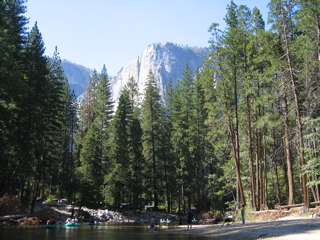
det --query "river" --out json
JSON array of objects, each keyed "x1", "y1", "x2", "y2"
[{"x1": 0, "y1": 223, "x2": 213, "y2": 240}]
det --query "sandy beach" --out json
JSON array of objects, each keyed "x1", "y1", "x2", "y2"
[{"x1": 166, "y1": 216, "x2": 320, "y2": 239}]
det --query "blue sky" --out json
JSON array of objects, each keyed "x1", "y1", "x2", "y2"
[{"x1": 25, "y1": 0, "x2": 270, "y2": 76}]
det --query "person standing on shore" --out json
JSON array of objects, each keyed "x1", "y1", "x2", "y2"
[
  {"x1": 241, "y1": 205, "x2": 245, "y2": 224},
  {"x1": 187, "y1": 210, "x2": 194, "y2": 230},
  {"x1": 150, "y1": 216, "x2": 155, "y2": 232}
]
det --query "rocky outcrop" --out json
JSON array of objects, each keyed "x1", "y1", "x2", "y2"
[{"x1": 110, "y1": 42, "x2": 209, "y2": 104}]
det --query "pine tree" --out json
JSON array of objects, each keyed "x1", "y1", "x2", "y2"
[
  {"x1": 124, "y1": 77, "x2": 144, "y2": 208},
  {"x1": 268, "y1": 0, "x2": 309, "y2": 208},
  {"x1": 193, "y1": 69, "x2": 213, "y2": 211},
  {"x1": 163, "y1": 78, "x2": 176, "y2": 212},
  {"x1": 46, "y1": 47, "x2": 75, "y2": 199},
  {"x1": 78, "y1": 66, "x2": 113, "y2": 206},
  {"x1": 295, "y1": 0, "x2": 320, "y2": 202},
  {"x1": 106, "y1": 89, "x2": 131, "y2": 207},
  {"x1": 78, "y1": 70, "x2": 99, "y2": 135},
  {"x1": 212, "y1": 1, "x2": 246, "y2": 207},
  {"x1": 18, "y1": 22, "x2": 53, "y2": 212},
  {"x1": 0, "y1": 0, "x2": 28, "y2": 197},
  {"x1": 170, "y1": 65, "x2": 197, "y2": 212},
  {"x1": 141, "y1": 70, "x2": 163, "y2": 209}
]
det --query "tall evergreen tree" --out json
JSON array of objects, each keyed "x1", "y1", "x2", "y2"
[
  {"x1": 106, "y1": 89, "x2": 131, "y2": 207},
  {"x1": 163, "y1": 78, "x2": 177, "y2": 212},
  {"x1": 170, "y1": 65, "x2": 197, "y2": 212},
  {"x1": 193, "y1": 69, "x2": 213, "y2": 211},
  {"x1": 78, "y1": 66, "x2": 113, "y2": 207},
  {"x1": 141, "y1": 70, "x2": 163, "y2": 209},
  {"x1": 295, "y1": 0, "x2": 320, "y2": 202},
  {"x1": 268, "y1": 0, "x2": 309, "y2": 208},
  {"x1": 19, "y1": 22, "x2": 52, "y2": 213},
  {"x1": 46, "y1": 47, "x2": 75, "y2": 199},
  {"x1": 206, "y1": 1, "x2": 246, "y2": 207},
  {"x1": 0, "y1": 0, "x2": 28, "y2": 197},
  {"x1": 124, "y1": 77, "x2": 144, "y2": 208}
]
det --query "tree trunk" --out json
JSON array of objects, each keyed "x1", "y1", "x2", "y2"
[
  {"x1": 246, "y1": 95, "x2": 256, "y2": 210},
  {"x1": 256, "y1": 105, "x2": 264, "y2": 210},
  {"x1": 282, "y1": 23, "x2": 309, "y2": 208},
  {"x1": 255, "y1": 130, "x2": 260, "y2": 210},
  {"x1": 233, "y1": 58, "x2": 245, "y2": 206},
  {"x1": 271, "y1": 128, "x2": 281, "y2": 205},
  {"x1": 274, "y1": 152, "x2": 281, "y2": 205},
  {"x1": 283, "y1": 93, "x2": 295, "y2": 204},
  {"x1": 227, "y1": 115, "x2": 245, "y2": 206},
  {"x1": 263, "y1": 138, "x2": 268, "y2": 207}
]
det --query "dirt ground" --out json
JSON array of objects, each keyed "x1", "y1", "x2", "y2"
[{"x1": 167, "y1": 216, "x2": 320, "y2": 240}]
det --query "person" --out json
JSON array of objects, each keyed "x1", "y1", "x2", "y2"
[
  {"x1": 187, "y1": 210, "x2": 194, "y2": 230},
  {"x1": 222, "y1": 213, "x2": 235, "y2": 226},
  {"x1": 150, "y1": 216, "x2": 155, "y2": 232},
  {"x1": 49, "y1": 216, "x2": 56, "y2": 225},
  {"x1": 241, "y1": 205, "x2": 245, "y2": 224}
]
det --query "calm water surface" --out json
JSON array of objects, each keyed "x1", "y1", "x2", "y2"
[{"x1": 0, "y1": 223, "x2": 213, "y2": 240}]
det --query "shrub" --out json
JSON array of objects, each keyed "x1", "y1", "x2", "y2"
[{"x1": 0, "y1": 196, "x2": 21, "y2": 215}]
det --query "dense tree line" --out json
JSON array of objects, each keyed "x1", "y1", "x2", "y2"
[
  {"x1": 1, "y1": 0, "x2": 320, "y2": 214},
  {"x1": 0, "y1": 0, "x2": 77, "y2": 212}
]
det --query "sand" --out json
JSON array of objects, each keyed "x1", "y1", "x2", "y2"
[{"x1": 166, "y1": 216, "x2": 320, "y2": 239}]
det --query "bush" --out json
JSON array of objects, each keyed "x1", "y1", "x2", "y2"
[
  {"x1": 0, "y1": 196, "x2": 22, "y2": 215},
  {"x1": 45, "y1": 194, "x2": 57, "y2": 204}
]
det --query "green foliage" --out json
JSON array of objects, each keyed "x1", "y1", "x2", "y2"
[
  {"x1": 302, "y1": 117, "x2": 320, "y2": 187},
  {"x1": 45, "y1": 194, "x2": 58, "y2": 203},
  {"x1": 141, "y1": 70, "x2": 164, "y2": 209}
]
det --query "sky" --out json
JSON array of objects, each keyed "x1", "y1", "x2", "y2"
[{"x1": 25, "y1": 0, "x2": 270, "y2": 76}]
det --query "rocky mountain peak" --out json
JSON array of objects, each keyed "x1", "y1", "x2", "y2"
[{"x1": 110, "y1": 42, "x2": 209, "y2": 104}]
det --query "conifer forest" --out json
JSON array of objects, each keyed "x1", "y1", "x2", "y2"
[{"x1": 1, "y1": 0, "x2": 320, "y2": 214}]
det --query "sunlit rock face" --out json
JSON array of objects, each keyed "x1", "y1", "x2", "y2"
[
  {"x1": 110, "y1": 42, "x2": 209, "y2": 104},
  {"x1": 61, "y1": 43, "x2": 209, "y2": 106}
]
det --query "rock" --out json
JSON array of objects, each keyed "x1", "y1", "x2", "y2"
[
  {"x1": 111, "y1": 42, "x2": 209, "y2": 107},
  {"x1": 20, "y1": 217, "x2": 41, "y2": 225}
]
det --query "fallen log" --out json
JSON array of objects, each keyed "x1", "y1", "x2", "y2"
[
  {"x1": 310, "y1": 201, "x2": 320, "y2": 207},
  {"x1": 8, "y1": 219, "x2": 20, "y2": 225},
  {"x1": 251, "y1": 210, "x2": 279, "y2": 214},
  {"x1": 275, "y1": 204, "x2": 303, "y2": 209},
  {"x1": 275, "y1": 201, "x2": 320, "y2": 210},
  {"x1": 0, "y1": 214, "x2": 33, "y2": 222}
]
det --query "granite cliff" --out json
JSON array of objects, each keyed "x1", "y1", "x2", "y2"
[
  {"x1": 110, "y1": 42, "x2": 209, "y2": 103},
  {"x1": 62, "y1": 43, "x2": 209, "y2": 102}
]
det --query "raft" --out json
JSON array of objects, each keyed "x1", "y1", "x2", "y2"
[
  {"x1": 160, "y1": 220, "x2": 171, "y2": 223},
  {"x1": 46, "y1": 224, "x2": 62, "y2": 229},
  {"x1": 65, "y1": 222, "x2": 81, "y2": 226},
  {"x1": 89, "y1": 222, "x2": 100, "y2": 225},
  {"x1": 134, "y1": 220, "x2": 148, "y2": 223}
]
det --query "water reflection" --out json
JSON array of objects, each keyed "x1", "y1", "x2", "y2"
[{"x1": 0, "y1": 223, "x2": 211, "y2": 240}]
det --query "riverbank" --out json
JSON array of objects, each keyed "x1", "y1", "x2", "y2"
[
  {"x1": 2, "y1": 203, "x2": 320, "y2": 240},
  {"x1": 167, "y1": 216, "x2": 320, "y2": 239},
  {"x1": 0, "y1": 204, "x2": 179, "y2": 225}
]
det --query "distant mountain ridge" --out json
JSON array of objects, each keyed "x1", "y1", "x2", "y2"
[
  {"x1": 62, "y1": 42, "x2": 209, "y2": 101},
  {"x1": 61, "y1": 60, "x2": 92, "y2": 97}
]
